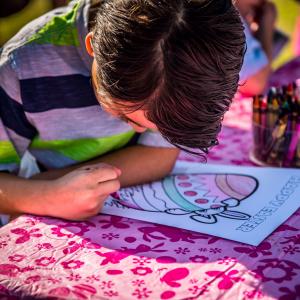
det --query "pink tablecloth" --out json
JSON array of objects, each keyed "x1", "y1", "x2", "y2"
[{"x1": 0, "y1": 98, "x2": 300, "y2": 300}]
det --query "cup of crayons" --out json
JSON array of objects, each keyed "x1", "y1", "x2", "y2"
[{"x1": 250, "y1": 80, "x2": 300, "y2": 168}]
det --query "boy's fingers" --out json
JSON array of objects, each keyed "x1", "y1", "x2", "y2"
[
  {"x1": 115, "y1": 168, "x2": 122, "y2": 177},
  {"x1": 85, "y1": 166, "x2": 119, "y2": 182},
  {"x1": 97, "y1": 168, "x2": 121, "y2": 182},
  {"x1": 82, "y1": 164, "x2": 121, "y2": 181},
  {"x1": 82, "y1": 162, "x2": 112, "y2": 170},
  {"x1": 97, "y1": 179, "x2": 121, "y2": 195},
  {"x1": 85, "y1": 201, "x2": 105, "y2": 216}
]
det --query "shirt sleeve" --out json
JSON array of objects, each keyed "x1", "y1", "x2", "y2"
[
  {"x1": 239, "y1": 20, "x2": 269, "y2": 82},
  {"x1": 0, "y1": 54, "x2": 37, "y2": 173},
  {"x1": 137, "y1": 130, "x2": 175, "y2": 148}
]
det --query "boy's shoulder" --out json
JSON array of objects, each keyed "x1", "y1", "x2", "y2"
[{"x1": 1, "y1": 0, "x2": 91, "y2": 74}]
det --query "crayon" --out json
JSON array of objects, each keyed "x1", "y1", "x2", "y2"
[
  {"x1": 279, "y1": 114, "x2": 292, "y2": 167},
  {"x1": 295, "y1": 81, "x2": 300, "y2": 105},
  {"x1": 279, "y1": 98, "x2": 290, "y2": 118},
  {"x1": 253, "y1": 95, "x2": 261, "y2": 157},
  {"x1": 253, "y1": 95, "x2": 260, "y2": 124},
  {"x1": 258, "y1": 95, "x2": 267, "y2": 146},
  {"x1": 267, "y1": 92, "x2": 273, "y2": 128},
  {"x1": 260, "y1": 96, "x2": 267, "y2": 129},
  {"x1": 294, "y1": 114, "x2": 300, "y2": 168},
  {"x1": 253, "y1": 81, "x2": 300, "y2": 168},
  {"x1": 295, "y1": 86, "x2": 300, "y2": 113},
  {"x1": 285, "y1": 116, "x2": 300, "y2": 166},
  {"x1": 265, "y1": 91, "x2": 274, "y2": 154},
  {"x1": 270, "y1": 97, "x2": 279, "y2": 128},
  {"x1": 259, "y1": 96, "x2": 267, "y2": 158},
  {"x1": 264, "y1": 97, "x2": 280, "y2": 155},
  {"x1": 266, "y1": 115, "x2": 288, "y2": 165}
]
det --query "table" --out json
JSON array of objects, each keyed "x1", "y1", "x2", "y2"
[{"x1": 0, "y1": 98, "x2": 299, "y2": 300}]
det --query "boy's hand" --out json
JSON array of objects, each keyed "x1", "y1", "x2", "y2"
[{"x1": 44, "y1": 163, "x2": 121, "y2": 220}]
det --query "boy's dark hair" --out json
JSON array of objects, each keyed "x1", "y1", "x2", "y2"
[{"x1": 92, "y1": 0, "x2": 245, "y2": 154}]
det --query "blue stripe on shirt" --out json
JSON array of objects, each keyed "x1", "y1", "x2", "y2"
[
  {"x1": 20, "y1": 74, "x2": 99, "y2": 112},
  {"x1": 0, "y1": 87, "x2": 37, "y2": 139}
]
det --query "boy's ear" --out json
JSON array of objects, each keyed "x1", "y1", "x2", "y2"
[{"x1": 85, "y1": 32, "x2": 94, "y2": 57}]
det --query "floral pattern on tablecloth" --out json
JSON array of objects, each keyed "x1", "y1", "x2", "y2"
[{"x1": 0, "y1": 97, "x2": 300, "y2": 300}]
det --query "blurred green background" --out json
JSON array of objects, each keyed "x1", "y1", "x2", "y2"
[{"x1": 0, "y1": 0, "x2": 67, "y2": 45}]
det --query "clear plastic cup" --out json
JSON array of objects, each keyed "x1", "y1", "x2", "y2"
[{"x1": 250, "y1": 122, "x2": 300, "y2": 168}]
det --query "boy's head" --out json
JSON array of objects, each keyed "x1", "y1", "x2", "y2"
[{"x1": 86, "y1": 0, "x2": 245, "y2": 153}]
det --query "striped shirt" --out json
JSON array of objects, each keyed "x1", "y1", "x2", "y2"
[{"x1": 0, "y1": 0, "x2": 171, "y2": 174}]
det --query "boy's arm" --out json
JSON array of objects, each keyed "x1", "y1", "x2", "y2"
[
  {"x1": 0, "y1": 164, "x2": 121, "y2": 220},
  {"x1": 0, "y1": 146, "x2": 178, "y2": 220},
  {"x1": 32, "y1": 145, "x2": 180, "y2": 187}
]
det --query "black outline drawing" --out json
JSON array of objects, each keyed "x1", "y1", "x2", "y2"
[{"x1": 109, "y1": 173, "x2": 259, "y2": 224}]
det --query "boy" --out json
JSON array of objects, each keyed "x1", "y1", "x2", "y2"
[{"x1": 0, "y1": 0, "x2": 245, "y2": 221}]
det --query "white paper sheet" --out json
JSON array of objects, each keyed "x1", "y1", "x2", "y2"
[{"x1": 102, "y1": 161, "x2": 300, "y2": 246}]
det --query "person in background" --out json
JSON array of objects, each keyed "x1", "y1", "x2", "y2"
[{"x1": 236, "y1": 0, "x2": 278, "y2": 96}]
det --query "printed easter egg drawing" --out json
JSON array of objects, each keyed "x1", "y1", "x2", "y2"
[{"x1": 110, "y1": 173, "x2": 258, "y2": 224}]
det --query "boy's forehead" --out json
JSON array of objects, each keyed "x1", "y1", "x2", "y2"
[{"x1": 90, "y1": 65, "x2": 158, "y2": 130}]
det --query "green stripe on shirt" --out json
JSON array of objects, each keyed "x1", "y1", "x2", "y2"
[
  {"x1": 28, "y1": 2, "x2": 80, "y2": 46},
  {"x1": 0, "y1": 141, "x2": 21, "y2": 164},
  {"x1": 30, "y1": 131, "x2": 135, "y2": 162}
]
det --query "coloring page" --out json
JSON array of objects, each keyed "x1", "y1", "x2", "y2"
[{"x1": 102, "y1": 162, "x2": 300, "y2": 245}]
